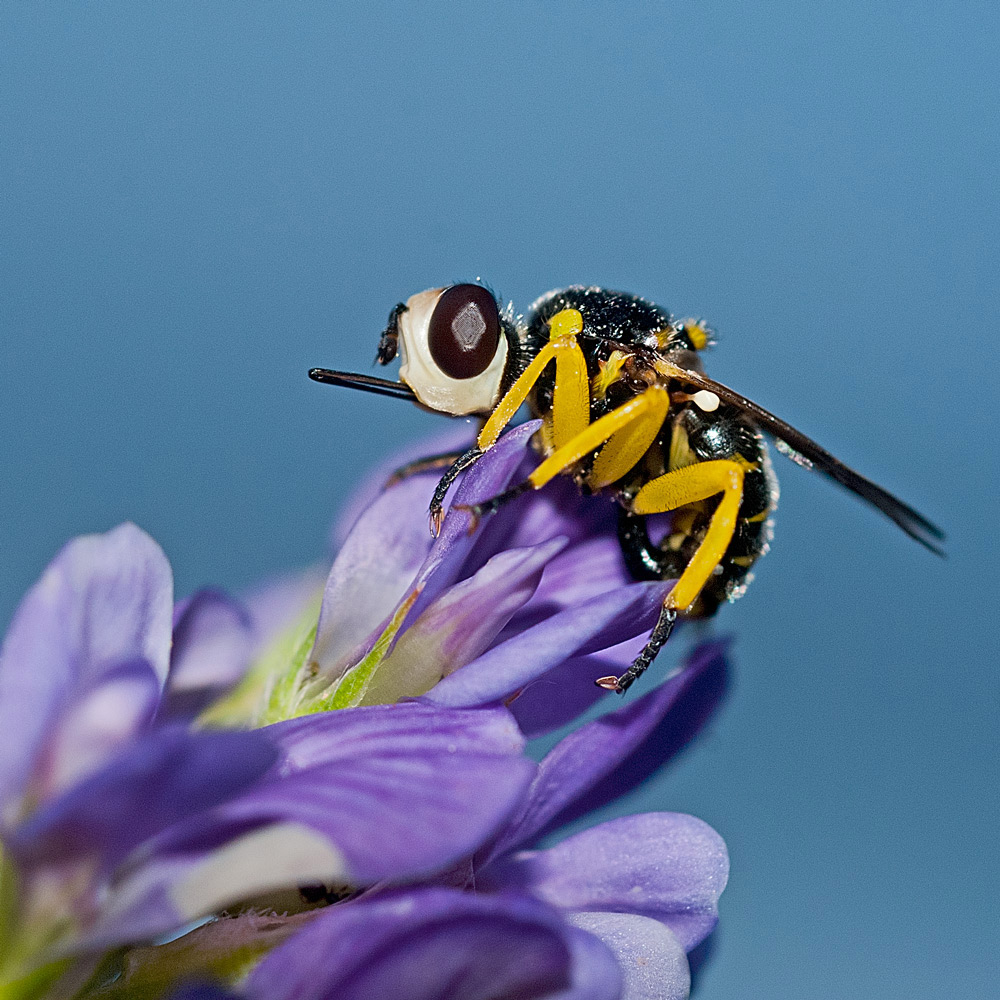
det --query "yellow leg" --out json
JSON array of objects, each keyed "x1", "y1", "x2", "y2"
[
  {"x1": 632, "y1": 459, "x2": 745, "y2": 612},
  {"x1": 528, "y1": 385, "x2": 670, "y2": 489},
  {"x1": 587, "y1": 386, "x2": 670, "y2": 489},
  {"x1": 477, "y1": 309, "x2": 589, "y2": 451}
]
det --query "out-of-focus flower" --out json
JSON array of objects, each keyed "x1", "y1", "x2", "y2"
[{"x1": 0, "y1": 526, "x2": 534, "y2": 995}]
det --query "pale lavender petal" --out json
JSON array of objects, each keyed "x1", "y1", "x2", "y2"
[
  {"x1": 495, "y1": 641, "x2": 728, "y2": 852},
  {"x1": 0, "y1": 523, "x2": 173, "y2": 821},
  {"x1": 571, "y1": 912, "x2": 690, "y2": 1000},
  {"x1": 484, "y1": 813, "x2": 728, "y2": 953},
  {"x1": 248, "y1": 889, "x2": 621, "y2": 1000},
  {"x1": 163, "y1": 590, "x2": 254, "y2": 720},
  {"x1": 141, "y1": 704, "x2": 534, "y2": 885},
  {"x1": 41, "y1": 659, "x2": 161, "y2": 797},
  {"x1": 9, "y1": 726, "x2": 278, "y2": 872},
  {"x1": 310, "y1": 474, "x2": 438, "y2": 682},
  {"x1": 364, "y1": 538, "x2": 567, "y2": 704},
  {"x1": 241, "y1": 567, "x2": 326, "y2": 644},
  {"x1": 422, "y1": 581, "x2": 671, "y2": 709}
]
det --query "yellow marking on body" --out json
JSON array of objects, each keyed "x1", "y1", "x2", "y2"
[
  {"x1": 683, "y1": 319, "x2": 710, "y2": 351},
  {"x1": 732, "y1": 453, "x2": 759, "y2": 473},
  {"x1": 746, "y1": 508, "x2": 769, "y2": 523},
  {"x1": 668, "y1": 422, "x2": 697, "y2": 471},
  {"x1": 731, "y1": 555, "x2": 755, "y2": 567},
  {"x1": 528, "y1": 386, "x2": 669, "y2": 490},
  {"x1": 477, "y1": 307, "x2": 588, "y2": 451},
  {"x1": 632, "y1": 459, "x2": 745, "y2": 612},
  {"x1": 591, "y1": 350, "x2": 629, "y2": 399}
]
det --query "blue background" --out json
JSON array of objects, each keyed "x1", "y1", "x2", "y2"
[{"x1": 2, "y1": 4, "x2": 996, "y2": 996}]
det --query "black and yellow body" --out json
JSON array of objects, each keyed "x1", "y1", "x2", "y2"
[
  {"x1": 522, "y1": 287, "x2": 776, "y2": 621},
  {"x1": 309, "y1": 282, "x2": 944, "y2": 693}
]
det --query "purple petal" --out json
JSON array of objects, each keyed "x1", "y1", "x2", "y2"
[
  {"x1": 421, "y1": 581, "x2": 671, "y2": 709},
  {"x1": 248, "y1": 889, "x2": 621, "y2": 1000},
  {"x1": 458, "y1": 473, "x2": 614, "y2": 578},
  {"x1": 311, "y1": 422, "x2": 539, "y2": 688},
  {"x1": 9, "y1": 726, "x2": 278, "y2": 873},
  {"x1": 508, "y1": 635, "x2": 647, "y2": 737},
  {"x1": 398, "y1": 421, "x2": 541, "y2": 625},
  {"x1": 498, "y1": 536, "x2": 633, "y2": 641},
  {"x1": 571, "y1": 912, "x2": 690, "y2": 1000},
  {"x1": 0, "y1": 523, "x2": 173, "y2": 820},
  {"x1": 364, "y1": 537, "x2": 566, "y2": 704},
  {"x1": 495, "y1": 641, "x2": 728, "y2": 852},
  {"x1": 140, "y1": 704, "x2": 535, "y2": 886},
  {"x1": 484, "y1": 813, "x2": 728, "y2": 953},
  {"x1": 163, "y1": 589, "x2": 254, "y2": 720}
]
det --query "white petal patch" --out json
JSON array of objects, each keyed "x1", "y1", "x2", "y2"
[
  {"x1": 171, "y1": 822, "x2": 347, "y2": 920},
  {"x1": 571, "y1": 911, "x2": 690, "y2": 1000}
]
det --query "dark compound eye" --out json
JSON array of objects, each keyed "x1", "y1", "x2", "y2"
[{"x1": 427, "y1": 284, "x2": 501, "y2": 379}]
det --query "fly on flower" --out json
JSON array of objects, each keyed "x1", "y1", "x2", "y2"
[{"x1": 310, "y1": 283, "x2": 945, "y2": 693}]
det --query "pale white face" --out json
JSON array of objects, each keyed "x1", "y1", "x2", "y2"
[{"x1": 397, "y1": 285, "x2": 509, "y2": 416}]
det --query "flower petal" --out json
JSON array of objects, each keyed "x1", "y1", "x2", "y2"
[
  {"x1": 571, "y1": 912, "x2": 690, "y2": 1000},
  {"x1": 0, "y1": 523, "x2": 173, "y2": 821},
  {"x1": 163, "y1": 589, "x2": 254, "y2": 720},
  {"x1": 131, "y1": 704, "x2": 534, "y2": 894},
  {"x1": 310, "y1": 474, "x2": 439, "y2": 683},
  {"x1": 9, "y1": 726, "x2": 278, "y2": 872},
  {"x1": 399, "y1": 421, "x2": 542, "y2": 624},
  {"x1": 422, "y1": 581, "x2": 671, "y2": 709},
  {"x1": 311, "y1": 422, "x2": 539, "y2": 689},
  {"x1": 364, "y1": 537, "x2": 567, "y2": 704},
  {"x1": 508, "y1": 634, "x2": 648, "y2": 738},
  {"x1": 248, "y1": 889, "x2": 621, "y2": 1000},
  {"x1": 486, "y1": 813, "x2": 728, "y2": 953},
  {"x1": 42, "y1": 659, "x2": 161, "y2": 796},
  {"x1": 495, "y1": 641, "x2": 728, "y2": 851}
]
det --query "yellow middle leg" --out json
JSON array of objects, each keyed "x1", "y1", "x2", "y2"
[
  {"x1": 632, "y1": 459, "x2": 745, "y2": 612},
  {"x1": 528, "y1": 385, "x2": 671, "y2": 489}
]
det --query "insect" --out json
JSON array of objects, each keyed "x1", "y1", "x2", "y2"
[{"x1": 310, "y1": 283, "x2": 944, "y2": 693}]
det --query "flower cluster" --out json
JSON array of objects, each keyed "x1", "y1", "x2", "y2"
[{"x1": 0, "y1": 423, "x2": 730, "y2": 1000}]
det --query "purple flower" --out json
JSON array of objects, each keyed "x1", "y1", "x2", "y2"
[
  {"x1": 0, "y1": 526, "x2": 534, "y2": 990},
  {"x1": 1, "y1": 428, "x2": 731, "y2": 1000},
  {"x1": 202, "y1": 642, "x2": 729, "y2": 1000},
  {"x1": 267, "y1": 421, "x2": 673, "y2": 730}
]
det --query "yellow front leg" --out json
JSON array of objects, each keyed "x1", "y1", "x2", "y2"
[
  {"x1": 632, "y1": 459, "x2": 745, "y2": 612},
  {"x1": 477, "y1": 308, "x2": 589, "y2": 451}
]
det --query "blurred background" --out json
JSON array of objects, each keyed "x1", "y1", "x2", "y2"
[{"x1": 2, "y1": 3, "x2": 996, "y2": 996}]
